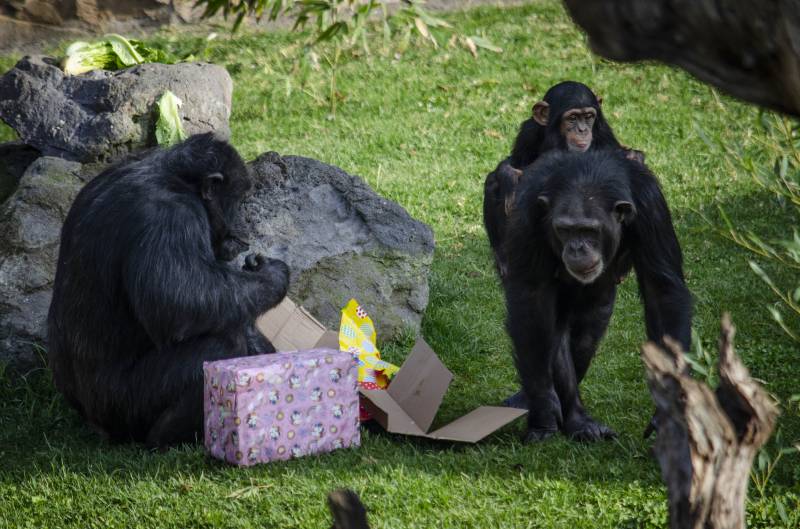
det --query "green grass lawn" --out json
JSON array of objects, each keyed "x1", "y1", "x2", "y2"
[{"x1": 1, "y1": 1, "x2": 799, "y2": 527}]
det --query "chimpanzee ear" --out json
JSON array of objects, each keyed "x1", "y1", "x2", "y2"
[
  {"x1": 596, "y1": 94, "x2": 603, "y2": 106},
  {"x1": 532, "y1": 101, "x2": 550, "y2": 126},
  {"x1": 613, "y1": 200, "x2": 635, "y2": 224},
  {"x1": 201, "y1": 172, "x2": 224, "y2": 201},
  {"x1": 537, "y1": 195, "x2": 550, "y2": 210}
]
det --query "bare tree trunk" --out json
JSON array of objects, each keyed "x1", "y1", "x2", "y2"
[{"x1": 641, "y1": 314, "x2": 778, "y2": 529}]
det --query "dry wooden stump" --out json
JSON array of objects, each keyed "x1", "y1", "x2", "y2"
[{"x1": 641, "y1": 314, "x2": 779, "y2": 529}]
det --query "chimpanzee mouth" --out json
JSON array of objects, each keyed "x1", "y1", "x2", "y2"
[
  {"x1": 566, "y1": 138, "x2": 591, "y2": 152},
  {"x1": 571, "y1": 142, "x2": 590, "y2": 152},
  {"x1": 567, "y1": 261, "x2": 603, "y2": 284}
]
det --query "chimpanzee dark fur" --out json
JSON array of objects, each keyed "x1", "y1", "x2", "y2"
[
  {"x1": 509, "y1": 81, "x2": 621, "y2": 168},
  {"x1": 484, "y1": 81, "x2": 634, "y2": 279},
  {"x1": 47, "y1": 133, "x2": 289, "y2": 448},
  {"x1": 503, "y1": 149, "x2": 691, "y2": 442}
]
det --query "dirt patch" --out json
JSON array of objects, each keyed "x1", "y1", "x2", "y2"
[{"x1": 0, "y1": 0, "x2": 528, "y2": 55}]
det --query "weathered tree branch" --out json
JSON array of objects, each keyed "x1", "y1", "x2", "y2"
[
  {"x1": 641, "y1": 314, "x2": 778, "y2": 529},
  {"x1": 328, "y1": 489, "x2": 371, "y2": 529},
  {"x1": 562, "y1": 0, "x2": 800, "y2": 117}
]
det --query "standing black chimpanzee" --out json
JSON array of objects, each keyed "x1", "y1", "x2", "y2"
[
  {"x1": 483, "y1": 81, "x2": 644, "y2": 280},
  {"x1": 47, "y1": 133, "x2": 289, "y2": 448},
  {"x1": 503, "y1": 149, "x2": 691, "y2": 442}
]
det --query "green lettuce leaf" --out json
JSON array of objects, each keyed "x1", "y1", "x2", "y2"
[
  {"x1": 61, "y1": 35, "x2": 173, "y2": 75},
  {"x1": 105, "y1": 34, "x2": 145, "y2": 67},
  {"x1": 155, "y1": 90, "x2": 188, "y2": 146},
  {"x1": 61, "y1": 41, "x2": 117, "y2": 75}
]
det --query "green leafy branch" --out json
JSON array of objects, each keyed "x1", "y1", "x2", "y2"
[
  {"x1": 193, "y1": 0, "x2": 502, "y2": 56},
  {"x1": 697, "y1": 114, "x2": 800, "y2": 341}
]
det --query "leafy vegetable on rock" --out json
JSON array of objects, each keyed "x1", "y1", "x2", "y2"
[
  {"x1": 61, "y1": 34, "x2": 173, "y2": 75},
  {"x1": 155, "y1": 91, "x2": 188, "y2": 147}
]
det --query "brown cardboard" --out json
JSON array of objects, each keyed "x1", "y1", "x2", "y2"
[
  {"x1": 256, "y1": 297, "x2": 332, "y2": 351},
  {"x1": 385, "y1": 339, "x2": 452, "y2": 432},
  {"x1": 360, "y1": 338, "x2": 527, "y2": 443},
  {"x1": 423, "y1": 407, "x2": 530, "y2": 443},
  {"x1": 257, "y1": 298, "x2": 527, "y2": 443}
]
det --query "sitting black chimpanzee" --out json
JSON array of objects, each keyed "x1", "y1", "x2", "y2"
[
  {"x1": 47, "y1": 133, "x2": 289, "y2": 448},
  {"x1": 484, "y1": 81, "x2": 644, "y2": 280},
  {"x1": 502, "y1": 149, "x2": 691, "y2": 442}
]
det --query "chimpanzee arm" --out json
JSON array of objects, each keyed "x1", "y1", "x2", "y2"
[
  {"x1": 628, "y1": 168, "x2": 692, "y2": 351},
  {"x1": 504, "y1": 192, "x2": 564, "y2": 437},
  {"x1": 123, "y1": 201, "x2": 287, "y2": 347},
  {"x1": 483, "y1": 166, "x2": 505, "y2": 255},
  {"x1": 484, "y1": 159, "x2": 523, "y2": 277}
]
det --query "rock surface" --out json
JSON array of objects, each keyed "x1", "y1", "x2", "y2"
[
  {"x1": 0, "y1": 55, "x2": 232, "y2": 162},
  {"x1": 243, "y1": 154, "x2": 435, "y2": 339},
  {"x1": 0, "y1": 156, "x2": 87, "y2": 368},
  {"x1": 0, "y1": 148, "x2": 434, "y2": 367},
  {"x1": 0, "y1": 142, "x2": 40, "y2": 204}
]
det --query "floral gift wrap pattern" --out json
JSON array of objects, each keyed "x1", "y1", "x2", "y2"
[{"x1": 203, "y1": 349, "x2": 360, "y2": 466}]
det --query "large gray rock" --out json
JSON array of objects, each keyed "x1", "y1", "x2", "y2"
[
  {"x1": 0, "y1": 149, "x2": 434, "y2": 368},
  {"x1": 0, "y1": 156, "x2": 86, "y2": 368},
  {"x1": 0, "y1": 142, "x2": 40, "y2": 204},
  {"x1": 243, "y1": 154, "x2": 435, "y2": 339},
  {"x1": 0, "y1": 55, "x2": 232, "y2": 162}
]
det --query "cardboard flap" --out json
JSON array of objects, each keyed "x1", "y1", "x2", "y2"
[
  {"x1": 314, "y1": 330, "x2": 341, "y2": 350},
  {"x1": 256, "y1": 298, "x2": 327, "y2": 352},
  {"x1": 359, "y1": 389, "x2": 427, "y2": 437},
  {"x1": 428, "y1": 406, "x2": 527, "y2": 443},
  {"x1": 386, "y1": 338, "x2": 453, "y2": 433}
]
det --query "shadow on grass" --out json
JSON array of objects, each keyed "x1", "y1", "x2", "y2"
[{"x1": 0, "y1": 187, "x2": 797, "y2": 490}]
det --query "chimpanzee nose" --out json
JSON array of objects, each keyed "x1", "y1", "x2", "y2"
[{"x1": 568, "y1": 241, "x2": 588, "y2": 255}]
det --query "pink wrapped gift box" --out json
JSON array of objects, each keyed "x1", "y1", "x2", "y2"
[{"x1": 203, "y1": 349, "x2": 360, "y2": 466}]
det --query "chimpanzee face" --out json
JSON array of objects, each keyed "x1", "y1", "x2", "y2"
[
  {"x1": 542, "y1": 191, "x2": 632, "y2": 284},
  {"x1": 559, "y1": 107, "x2": 597, "y2": 153},
  {"x1": 203, "y1": 162, "x2": 253, "y2": 262}
]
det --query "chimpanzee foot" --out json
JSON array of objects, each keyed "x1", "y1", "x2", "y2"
[
  {"x1": 502, "y1": 389, "x2": 529, "y2": 409},
  {"x1": 522, "y1": 388, "x2": 561, "y2": 443},
  {"x1": 145, "y1": 388, "x2": 203, "y2": 449},
  {"x1": 563, "y1": 414, "x2": 616, "y2": 442},
  {"x1": 523, "y1": 427, "x2": 558, "y2": 443}
]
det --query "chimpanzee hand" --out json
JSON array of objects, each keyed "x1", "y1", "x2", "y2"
[
  {"x1": 622, "y1": 146, "x2": 646, "y2": 164},
  {"x1": 243, "y1": 253, "x2": 290, "y2": 300},
  {"x1": 244, "y1": 253, "x2": 286, "y2": 274},
  {"x1": 217, "y1": 235, "x2": 249, "y2": 262},
  {"x1": 643, "y1": 410, "x2": 659, "y2": 439},
  {"x1": 245, "y1": 323, "x2": 276, "y2": 355}
]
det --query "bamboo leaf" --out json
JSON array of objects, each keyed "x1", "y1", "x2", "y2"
[
  {"x1": 749, "y1": 261, "x2": 777, "y2": 290},
  {"x1": 232, "y1": 11, "x2": 246, "y2": 32},
  {"x1": 463, "y1": 36, "x2": 478, "y2": 58},
  {"x1": 414, "y1": 17, "x2": 431, "y2": 40},
  {"x1": 469, "y1": 35, "x2": 502, "y2": 53}
]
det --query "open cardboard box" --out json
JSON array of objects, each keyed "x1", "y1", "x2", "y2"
[
  {"x1": 256, "y1": 297, "x2": 339, "y2": 351},
  {"x1": 257, "y1": 298, "x2": 527, "y2": 443}
]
